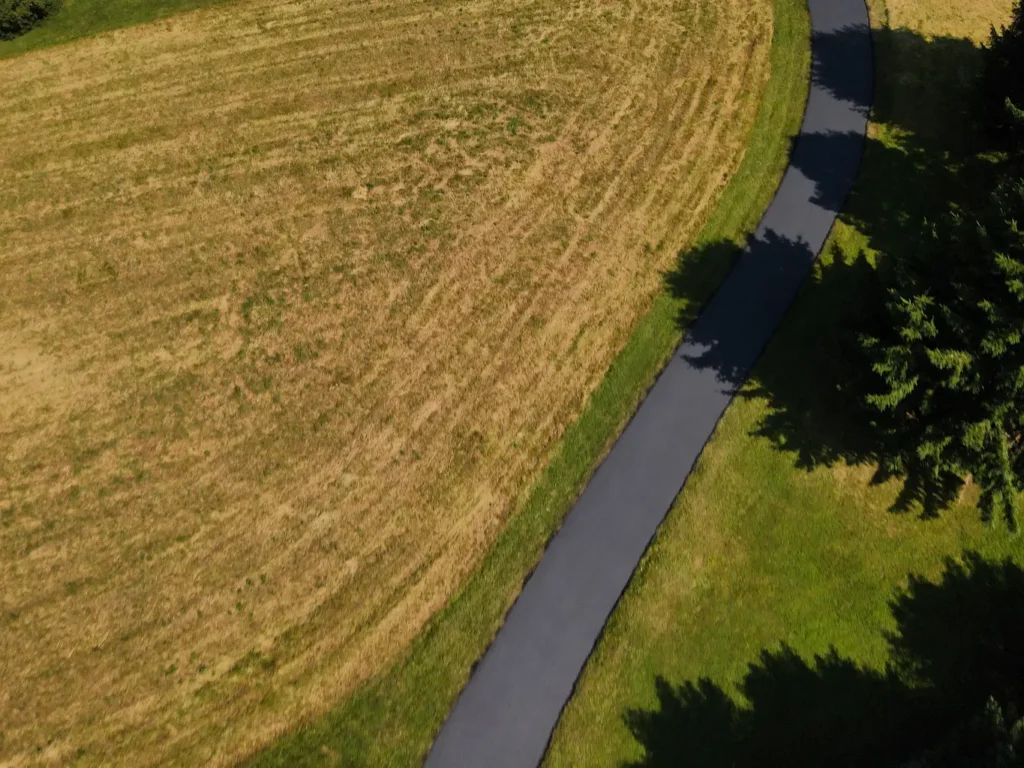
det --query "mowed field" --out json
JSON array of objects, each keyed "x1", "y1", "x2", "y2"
[{"x1": 0, "y1": 0, "x2": 774, "y2": 762}]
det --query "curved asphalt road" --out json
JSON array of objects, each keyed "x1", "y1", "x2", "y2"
[{"x1": 426, "y1": 1, "x2": 873, "y2": 766}]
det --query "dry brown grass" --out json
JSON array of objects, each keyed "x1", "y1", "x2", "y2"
[
  {"x1": 0, "y1": 0, "x2": 774, "y2": 762},
  {"x1": 882, "y1": 0, "x2": 1011, "y2": 42}
]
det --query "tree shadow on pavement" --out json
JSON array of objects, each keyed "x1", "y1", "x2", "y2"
[
  {"x1": 663, "y1": 24, "x2": 999, "y2": 518},
  {"x1": 671, "y1": 230, "x2": 819, "y2": 393},
  {"x1": 622, "y1": 554, "x2": 1024, "y2": 768}
]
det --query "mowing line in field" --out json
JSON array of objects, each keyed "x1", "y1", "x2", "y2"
[{"x1": 1, "y1": 0, "x2": 780, "y2": 763}]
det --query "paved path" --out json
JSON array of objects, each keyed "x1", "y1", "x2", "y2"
[{"x1": 425, "y1": 1, "x2": 873, "y2": 766}]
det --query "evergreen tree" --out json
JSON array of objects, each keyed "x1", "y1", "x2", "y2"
[
  {"x1": 982, "y1": 0, "x2": 1024, "y2": 145},
  {"x1": 861, "y1": 179, "x2": 1024, "y2": 529},
  {"x1": 908, "y1": 698, "x2": 1024, "y2": 768}
]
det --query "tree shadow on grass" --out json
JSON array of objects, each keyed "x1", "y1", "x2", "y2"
[
  {"x1": 889, "y1": 554, "x2": 1024, "y2": 712},
  {"x1": 814, "y1": 26, "x2": 985, "y2": 151},
  {"x1": 623, "y1": 554, "x2": 1024, "y2": 768},
  {"x1": 663, "y1": 24, "x2": 1001, "y2": 518}
]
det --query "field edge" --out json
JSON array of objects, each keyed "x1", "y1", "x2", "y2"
[
  {"x1": 248, "y1": 0, "x2": 812, "y2": 764},
  {"x1": 0, "y1": 0, "x2": 238, "y2": 58}
]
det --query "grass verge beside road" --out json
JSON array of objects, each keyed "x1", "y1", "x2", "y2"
[{"x1": 250, "y1": 0, "x2": 810, "y2": 763}]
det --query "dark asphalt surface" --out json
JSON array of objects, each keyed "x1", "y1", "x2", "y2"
[{"x1": 425, "y1": 2, "x2": 873, "y2": 766}]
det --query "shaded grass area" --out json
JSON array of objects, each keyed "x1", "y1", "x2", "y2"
[
  {"x1": 249, "y1": 0, "x2": 811, "y2": 764},
  {"x1": 623, "y1": 554, "x2": 1024, "y2": 767},
  {"x1": 0, "y1": 0, "x2": 235, "y2": 56},
  {"x1": 544, "y1": 379, "x2": 1021, "y2": 766},
  {"x1": 544, "y1": 2, "x2": 1024, "y2": 767}
]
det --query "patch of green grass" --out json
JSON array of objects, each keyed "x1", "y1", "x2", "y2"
[
  {"x1": 0, "y1": 0, "x2": 236, "y2": 56},
  {"x1": 249, "y1": 0, "x2": 811, "y2": 764},
  {"x1": 543, "y1": 4, "x2": 1024, "y2": 767},
  {"x1": 543, "y1": 349, "x2": 1022, "y2": 765}
]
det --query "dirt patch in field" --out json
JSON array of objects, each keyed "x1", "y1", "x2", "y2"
[{"x1": 0, "y1": 0, "x2": 774, "y2": 762}]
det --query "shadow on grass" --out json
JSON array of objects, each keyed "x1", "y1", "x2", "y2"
[
  {"x1": 663, "y1": 24, "x2": 1001, "y2": 518},
  {"x1": 623, "y1": 554, "x2": 1024, "y2": 768}
]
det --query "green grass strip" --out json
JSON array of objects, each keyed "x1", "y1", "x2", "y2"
[
  {"x1": 250, "y1": 0, "x2": 811, "y2": 764},
  {"x1": 0, "y1": 0, "x2": 236, "y2": 57}
]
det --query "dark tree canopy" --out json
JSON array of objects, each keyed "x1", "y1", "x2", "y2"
[
  {"x1": 910, "y1": 698, "x2": 1024, "y2": 768},
  {"x1": 861, "y1": 179, "x2": 1024, "y2": 528},
  {"x1": 982, "y1": 0, "x2": 1024, "y2": 145},
  {"x1": 857, "y1": 1, "x2": 1024, "y2": 529},
  {"x1": 0, "y1": 0, "x2": 61, "y2": 40}
]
